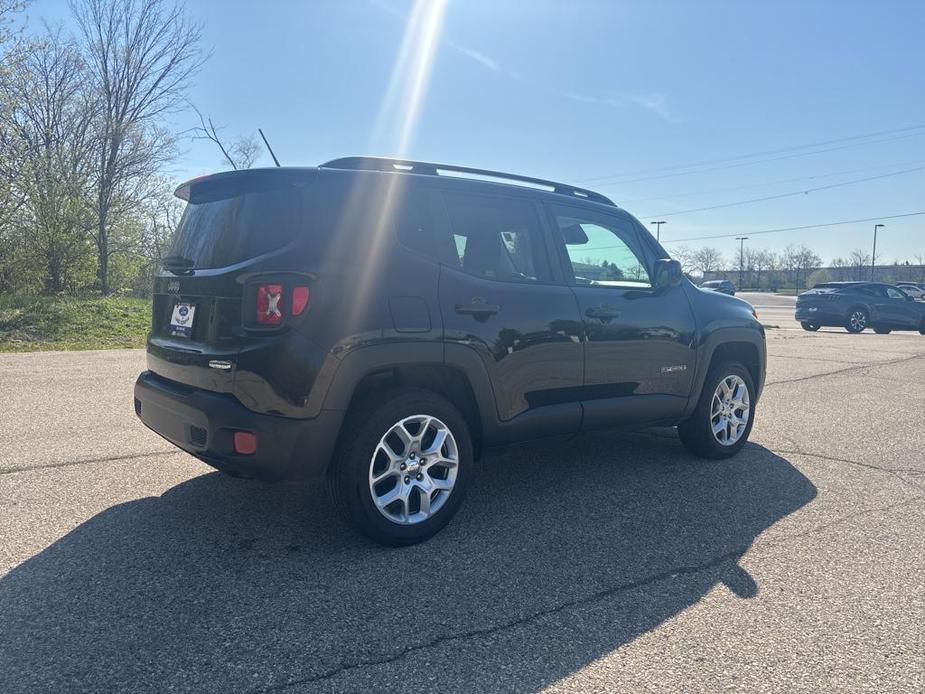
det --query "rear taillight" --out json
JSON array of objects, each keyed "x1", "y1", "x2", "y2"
[
  {"x1": 256, "y1": 283, "x2": 284, "y2": 325},
  {"x1": 248, "y1": 279, "x2": 310, "y2": 329},
  {"x1": 292, "y1": 286, "x2": 310, "y2": 316}
]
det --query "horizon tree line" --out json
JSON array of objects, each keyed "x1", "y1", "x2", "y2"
[{"x1": 674, "y1": 243, "x2": 925, "y2": 289}]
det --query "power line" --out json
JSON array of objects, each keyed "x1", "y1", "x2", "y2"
[
  {"x1": 619, "y1": 159, "x2": 925, "y2": 204},
  {"x1": 588, "y1": 131, "x2": 925, "y2": 187},
  {"x1": 660, "y1": 211, "x2": 925, "y2": 244},
  {"x1": 577, "y1": 123, "x2": 925, "y2": 183},
  {"x1": 639, "y1": 164, "x2": 925, "y2": 219}
]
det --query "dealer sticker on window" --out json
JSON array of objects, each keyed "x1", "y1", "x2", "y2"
[{"x1": 168, "y1": 302, "x2": 196, "y2": 338}]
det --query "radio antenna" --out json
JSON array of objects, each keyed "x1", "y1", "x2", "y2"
[{"x1": 258, "y1": 128, "x2": 281, "y2": 167}]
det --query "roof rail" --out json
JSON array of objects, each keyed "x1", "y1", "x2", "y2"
[{"x1": 319, "y1": 156, "x2": 616, "y2": 206}]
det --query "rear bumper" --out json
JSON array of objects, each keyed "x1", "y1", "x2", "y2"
[
  {"x1": 795, "y1": 307, "x2": 841, "y2": 323},
  {"x1": 133, "y1": 371, "x2": 342, "y2": 481}
]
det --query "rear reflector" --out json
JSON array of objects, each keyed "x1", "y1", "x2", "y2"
[
  {"x1": 233, "y1": 431, "x2": 257, "y2": 455},
  {"x1": 256, "y1": 283, "x2": 284, "y2": 325},
  {"x1": 190, "y1": 426, "x2": 207, "y2": 447},
  {"x1": 292, "y1": 286, "x2": 310, "y2": 316}
]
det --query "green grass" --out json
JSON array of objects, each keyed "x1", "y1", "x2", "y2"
[
  {"x1": 0, "y1": 466, "x2": 18, "y2": 475},
  {"x1": 0, "y1": 294, "x2": 151, "y2": 352}
]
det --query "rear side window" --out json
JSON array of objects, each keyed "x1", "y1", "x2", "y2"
[
  {"x1": 857, "y1": 285, "x2": 882, "y2": 297},
  {"x1": 170, "y1": 186, "x2": 303, "y2": 269},
  {"x1": 441, "y1": 192, "x2": 550, "y2": 282},
  {"x1": 394, "y1": 188, "x2": 437, "y2": 259}
]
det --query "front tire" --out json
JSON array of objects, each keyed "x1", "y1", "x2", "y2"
[
  {"x1": 845, "y1": 308, "x2": 869, "y2": 333},
  {"x1": 801, "y1": 321, "x2": 820, "y2": 331},
  {"x1": 329, "y1": 388, "x2": 473, "y2": 546},
  {"x1": 874, "y1": 327, "x2": 892, "y2": 334},
  {"x1": 678, "y1": 360, "x2": 755, "y2": 459}
]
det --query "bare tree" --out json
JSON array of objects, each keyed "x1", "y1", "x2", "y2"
[
  {"x1": 780, "y1": 244, "x2": 799, "y2": 287},
  {"x1": 71, "y1": 0, "x2": 205, "y2": 294},
  {"x1": 229, "y1": 133, "x2": 261, "y2": 169},
  {"x1": 692, "y1": 246, "x2": 723, "y2": 276},
  {"x1": 751, "y1": 249, "x2": 773, "y2": 290},
  {"x1": 131, "y1": 177, "x2": 181, "y2": 293},
  {"x1": 849, "y1": 249, "x2": 871, "y2": 281},
  {"x1": 191, "y1": 106, "x2": 262, "y2": 170},
  {"x1": 670, "y1": 244, "x2": 694, "y2": 273},
  {"x1": 0, "y1": 1, "x2": 29, "y2": 59},
  {"x1": 793, "y1": 245, "x2": 821, "y2": 290},
  {"x1": 829, "y1": 256, "x2": 850, "y2": 281}
]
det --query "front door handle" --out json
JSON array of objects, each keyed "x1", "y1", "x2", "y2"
[
  {"x1": 585, "y1": 305, "x2": 621, "y2": 320},
  {"x1": 455, "y1": 302, "x2": 500, "y2": 317}
]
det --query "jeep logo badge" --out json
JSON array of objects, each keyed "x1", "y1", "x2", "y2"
[{"x1": 167, "y1": 280, "x2": 180, "y2": 293}]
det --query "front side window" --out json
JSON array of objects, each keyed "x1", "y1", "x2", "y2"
[
  {"x1": 442, "y1": 192, "x2": 549, "y2": 282},
  {"x1": 552, "y1": 210, "x2": 651, "y2": 287},
  {"x1": 886, "y1": 286, "x2": 907, "y2": 299}
]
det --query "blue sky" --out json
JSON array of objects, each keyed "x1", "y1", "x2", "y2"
[{"x1": 31, "y1": 0, "x2": 925, "y2": 264}]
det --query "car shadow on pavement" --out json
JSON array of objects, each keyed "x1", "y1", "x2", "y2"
[{"x1": 0, "y1": 430, "x2": 816, "y2": 693}]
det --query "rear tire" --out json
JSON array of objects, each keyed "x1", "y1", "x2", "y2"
[
  {"x1": 329, "y1": 387, "x2": 473, "y2": 546},
  {"x1": 678, "y1": 360, "x2": 755, "y2": 459},
  {"x1": 845, "y1": 308, "x2": 869, "y2": 333},
  {"x1": 801, "y1": 322, "x2": 820, "y2": 332}
]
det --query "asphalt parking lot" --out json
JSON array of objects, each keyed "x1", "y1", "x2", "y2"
[{"x1": 1, "y1": 325, "x2": 924, "y2": 692}]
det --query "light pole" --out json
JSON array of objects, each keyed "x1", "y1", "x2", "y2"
[
  {"x1": 735, "y1": 236, "x2": 749, "y2": 289},
  {"x1": 650, "y1": 220, "x2": 665, "y2": 241},
  {"x1": 871, "y1": 224, "x2": 885, "y2": 281}
]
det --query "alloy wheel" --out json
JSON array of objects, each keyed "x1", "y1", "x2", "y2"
[
  {"x1": 849, "y1": 310, "x2": 867, "y2": 332},
  {"x1": 368, "y1": 414, "x2": 459, "y2": 525},
  {"x1": 710, "y1": 375, "x2": 750, "y2": 446}
]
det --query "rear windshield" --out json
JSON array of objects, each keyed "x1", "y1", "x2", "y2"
[{"x1": 168, "y1": 183, "x2": 304, "y2": 269}]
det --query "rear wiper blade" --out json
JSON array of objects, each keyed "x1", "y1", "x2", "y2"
[{"x1": 162, "y1": 255, "x2": 196, "y2": 274}]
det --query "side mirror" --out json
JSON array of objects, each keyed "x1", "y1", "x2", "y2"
[
  {"x1": 560, "y1": 223, "x2": 589, "y2": 245},
  {"x1": 654, "y1": 258, "x2": 683, "y2": 288}
]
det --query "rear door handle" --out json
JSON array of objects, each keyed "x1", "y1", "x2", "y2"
[
  {"x1": 585, "y1": 305, "x2": 621, "y2": 320},
  {"x1": 455, "y1": 302, "x2": 500, "y2": 317}
]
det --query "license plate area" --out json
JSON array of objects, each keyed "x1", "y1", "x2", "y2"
[{"x1": 168, "y1": 301, "x2": 196, "y2": 338}]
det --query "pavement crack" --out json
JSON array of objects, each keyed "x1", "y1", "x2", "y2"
[
  {"x1": 249, "y1": 490, "x2": 925, "y2": 694},
  {"x1": 4, "y1": 450, "x2": 177, "y2": 473},
  {"x1": 249, "y1": 548, "x2": 748, "y2": 693},
  {"x1": 765, "y1": 352, "x2": 925, "y2": 387},
  {"x1": 770, "y1": 447, "x2": 925, "y2": 491},
  {"x1": 763, "y1": 496, "x2": 925, "y2": 543}
]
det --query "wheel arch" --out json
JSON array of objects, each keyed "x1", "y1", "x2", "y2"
[
  {"x1": 684, "y1": 327, "x2": 766, "y2": 420},
  {"x1": 320, "y1": 342, "x2": 499, "y2": 460},
  {"x1": 845, "y1": 303, "x2": 871, "y2": 320}
]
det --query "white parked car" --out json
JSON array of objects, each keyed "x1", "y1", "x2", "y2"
[{"x1": 897, "y1": 283, "x2": 925, "y2": 300}]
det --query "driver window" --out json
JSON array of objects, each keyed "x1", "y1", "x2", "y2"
[
  {"x1": 554, "y1": 212, "x2": 651, "y2": 287},
  {"x1": 886, "y1": 287, "x2": 906, "y2": 299}
]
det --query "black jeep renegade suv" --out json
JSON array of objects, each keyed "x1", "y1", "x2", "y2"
[{"x1": 134, "y1": 157, "x2": 766, "y2": 545}]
